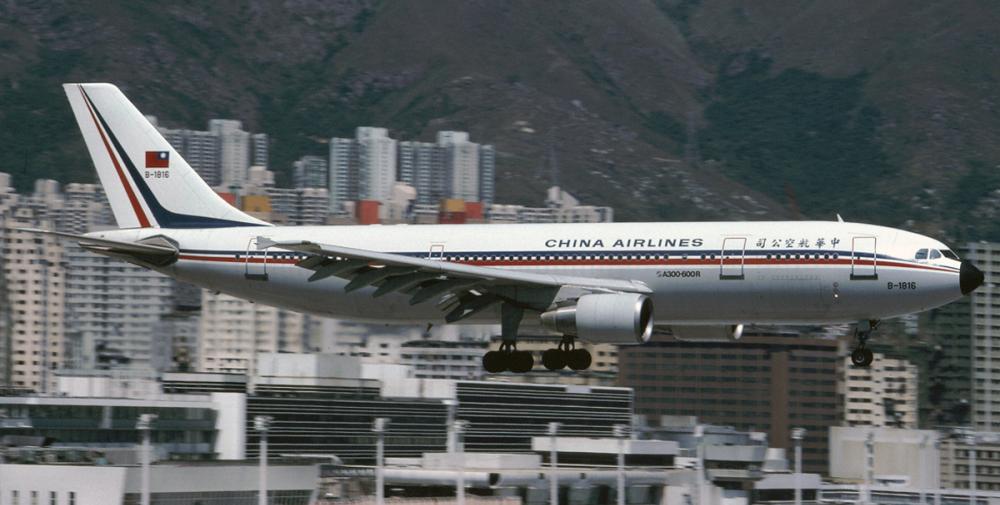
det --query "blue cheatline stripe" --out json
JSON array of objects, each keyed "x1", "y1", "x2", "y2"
[{"x1": 83, "y1": 90, "x2": 267, "y2": 229}]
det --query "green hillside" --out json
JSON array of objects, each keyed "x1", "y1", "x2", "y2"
[{"x1": 1, "y1": 1, "x2": 998, "y2": 240}]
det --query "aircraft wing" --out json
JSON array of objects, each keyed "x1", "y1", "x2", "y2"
[{"x1": 258, "y1": 237, "x2": 650, "y2": 322}]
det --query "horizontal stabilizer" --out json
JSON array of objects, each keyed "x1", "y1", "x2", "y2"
[{"x1": 15, "y1": 228, "x2": 178, "y2": 266}]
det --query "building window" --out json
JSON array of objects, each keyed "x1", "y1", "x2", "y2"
[
  {"x1": 30, "y1": 491, "x2": 38, "y2": 505},
  {"x1": 12, "y1": 490, "x2": 19, "y2": 505},
  {"x1": 69, "y1": 492, "x2": 76, "y2": 505},
  {"x1": 49, "y1": 491, "x2": 56, "y2": 505}
]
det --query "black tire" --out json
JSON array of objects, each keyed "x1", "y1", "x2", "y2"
[
  {"x1": 567, "y1": 348, "x2": 592, "y2": 371},
  {"x1": 851, "y1": 347, "x2": 874, "y2": 367},
  {"x1": 482, "y1": 351, "x2": 508, "y2": 373},
  {"x1": 510, "y1": 351, "x2": 534, "y2": 373},
  {"x1": 542, "y1": 349, "x2": 566, "y2": 371},
  {"x1": 861, "y1": 347, "x2": 874, "y2": 366}
]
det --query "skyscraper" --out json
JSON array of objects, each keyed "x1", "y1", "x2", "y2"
[
  {"x1": 210, "y1": 119, "x2": 252, "y2": 191},
  {"x1": 398, "y1": 141, "x2": 446, "y2": 205},
  {"x1": 157, "y1": 122, "x2": 222, "y2": 187},
  {"x1": 968, "y1": 242, "x2": 1000, "y2": 431},
  {"x1": 0, "y1": 182, "x2": 67, "y2": 392},
  {"x1": 251, "y1": 133, "x2": 269, "y2": 168},
  {"x1": 292, "y1": 155, "x2": 329, "y2": 188},
  {"x1": 196, "y1": 291, "x2": 307, "y2": 375},
  {"x1": 328, "y1": 137, "x2": 358, "y2": 214},
  {"x1": 479, "y1": 144, "x2": 495, "y2": 205},
  {"x1": 356, "y1": 127, "x2": 397, "y2": 202},
  {"x1": 437, "y1": 131, "x2": 480, "y2": 202}
]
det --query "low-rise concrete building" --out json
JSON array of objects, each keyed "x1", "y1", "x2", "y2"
[
  {"x1": 828, "y1": 426, "x2": 940, "y2": 489},
  {"x1": 0, "y1": 459, "x2": 317, "y2": 505}
]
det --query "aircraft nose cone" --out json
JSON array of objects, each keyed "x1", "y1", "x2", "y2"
[{"x1": 961, "y1": 260, "x2": 985, "y2": 295}]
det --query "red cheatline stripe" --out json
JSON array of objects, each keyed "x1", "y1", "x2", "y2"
[
  {"x1": 78, "y1": 86, "x2": 152, "y2": 228},
  {"x1": 176, "y1": 254, "x2": 958, "y2": 273}
]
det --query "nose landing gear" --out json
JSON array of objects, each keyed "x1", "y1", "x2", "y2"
[{"x1": 850, "y1": 320, "x2": 879, "y2": 367}]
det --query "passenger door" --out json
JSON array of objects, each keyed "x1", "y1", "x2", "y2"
[
  {"x1": 720, "y1": 237, "x2": 747, "y2": 280},
  {"x1": 850, "y1": 236, "x2": 878, "y2": 280}
]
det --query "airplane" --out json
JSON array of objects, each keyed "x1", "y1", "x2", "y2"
[{"x1": 28, "y1": 83, "x2": 986, "y2": 373}]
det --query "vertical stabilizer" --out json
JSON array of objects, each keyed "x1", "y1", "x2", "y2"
[{"x1": 63, "y1": 83, "x2": 269, "y2": 229}]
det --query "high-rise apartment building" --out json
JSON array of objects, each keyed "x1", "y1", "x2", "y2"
[
  {"x1": 968, "y1": 242, "x2": 1000, "y2": 431},
  {"x1": 0, "y1": 197, "x2": 66, "y2": 392},
  {"x1": 356, "y1": 127, "x2": 397, "y2": 202},
  {"x1": 209, "y1": 119, "x2": 252, "y2": 191},
  {"x1": 479, "y1": 144, "x2": 495, "y2": 205},
  {"x1": 197, "y1": 292, "x2": 308, "y2": 375},
  {"x1": 437, "y1": 131, "x2": 480, "y2": 202},
  {"x1": 618, "y1": 335, "x2": 839, "y2": 473},
  {"x1": 64, "y1": 243, "x2": 176, "y2": 372},
  {"x1": 328, "y1": 137, "x2": 358, "y2": 214},
  {"x1": 251, "y1": 133, "x2": 269, "y2": 168},
  {"x1": 292, "y1": 155, "x2": 328, "y2": 188},
  {"x1": 398, "y1": 141, "x2": 444, "y2": 205},
  {"x1": 839, "y1": 351, "x2": 919, "y2": 428},
  {"x1": 919, "y1": 296, "x2": 973, "y2": 426},
  {"x1": 158, "y1": 122, "x2": 223, "y2": 187}
]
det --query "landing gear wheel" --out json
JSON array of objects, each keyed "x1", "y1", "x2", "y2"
[
  {"x1": 851, "y1": 347, "x2": 874, "y2": 367},
  {"x1": 567, "y1": 348, "x2": 592, "y2": 371},
  {"x1": 482, "y1": 351, "x2": 507, "y2": 373},
  {"x1": 542, "y1": 349, "x2": 566, "y2": 371},
  {"x1": 510, "y1": 350, "x2": 534, "y2": 373}
]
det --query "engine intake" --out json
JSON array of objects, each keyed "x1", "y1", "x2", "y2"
[{"x1": 540, "y1": 293, "x2": 654, "y2": 344}]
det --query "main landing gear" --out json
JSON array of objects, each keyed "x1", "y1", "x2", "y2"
[
  {"x1": 850, "y1": 319, "x2": 879, "y2": 367},
  {"x1": 542, "y1": 336, "x2": 592, "y2": 371},
  {"x1": 483, "y1": 342, "x2": 534, "y2": 374},
  {"x1": 481, "y1": 303, "x2": 593, "y2": 374}
]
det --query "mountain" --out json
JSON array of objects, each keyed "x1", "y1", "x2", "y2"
[{"x1": 1, "y1": 0, "x2": 998, "y2": 240}]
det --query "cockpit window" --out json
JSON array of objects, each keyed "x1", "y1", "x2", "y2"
[
  {"x1": 929, "y1": 249, "x2": 942, "y2": 260},
  {"x1": 942, "y1": 249, "x2": 960, "y2": 261},
  {"x1": 915, "y1": 249, "x2": 928, "y2": 260}
]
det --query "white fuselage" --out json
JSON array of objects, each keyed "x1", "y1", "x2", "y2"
[{"x1": 88, "y1": 220, "x2": 965, "y2": 328}]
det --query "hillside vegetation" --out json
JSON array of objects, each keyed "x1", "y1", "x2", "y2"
[{"x1": 1, "y1": 1, "x2": 999, "y2": 240}]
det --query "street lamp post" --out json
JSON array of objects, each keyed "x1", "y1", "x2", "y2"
[
  {"x1": 864, "y1": 430, "x2": 875, "y2": 505},
  {"x1": 443, "y1": 399, "x2": 457, "y2": 454},
  {"x1": 373, "y1": 418, "x2": 389, "y2": 505},
  {"x1": 254, "y1": 415, "x2": 273, "y2": 505},
  {"x1": 967, "y1": 434, "x2": 977, "y2": 505},
  {"x1": 613, "y1": 424, "x2": 628, "y2": 505},
  {"x1": 454, "y1": 420, "x2": 469, "y2": 505},
  {"x1": 548, "y1": 422, "x2": 562, "y2": 505},
  {"x1": 694, "y1": 424, "x2": 704, "y2": 505},
  {"x1": 136, "y1": 414, "x2": 158, "y2": 505},
  {"x1": 791, "y1": 428, "x2": 806, "y2": 505}
]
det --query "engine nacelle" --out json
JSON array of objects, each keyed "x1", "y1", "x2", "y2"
[{"x1": 540, "y1": 293, "x2": 654, "y2": 344}]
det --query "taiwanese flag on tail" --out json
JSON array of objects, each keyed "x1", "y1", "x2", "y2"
[{"x1": 145, "y1": 151, "x2": 169, "y2": 168}]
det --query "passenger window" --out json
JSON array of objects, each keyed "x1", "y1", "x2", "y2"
[
  {"x1": 915, "y1": 249, "x2": 928, "y2": 260},
  {"x1": 929, "y1": 249, "x2": 942, "y2": 260}
]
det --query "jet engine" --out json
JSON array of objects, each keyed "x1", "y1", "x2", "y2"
[{"x1": 540, "y1": 293, "x2": 654, "y2": 344}]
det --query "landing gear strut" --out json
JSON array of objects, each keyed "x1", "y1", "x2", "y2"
[
  {"x1": 850, "y1": 320, "x2": 879, "y2": 367},
  {"x1": 482, "y1": 303, "x2": 535, "y2": 374},
  {"x1": 542, "y1": 336, "x2": 592, "y2": 371}
]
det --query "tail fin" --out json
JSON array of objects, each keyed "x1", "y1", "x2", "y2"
[{"x1": 63, "y1": 83, "x2": 269, "y2": 229}]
